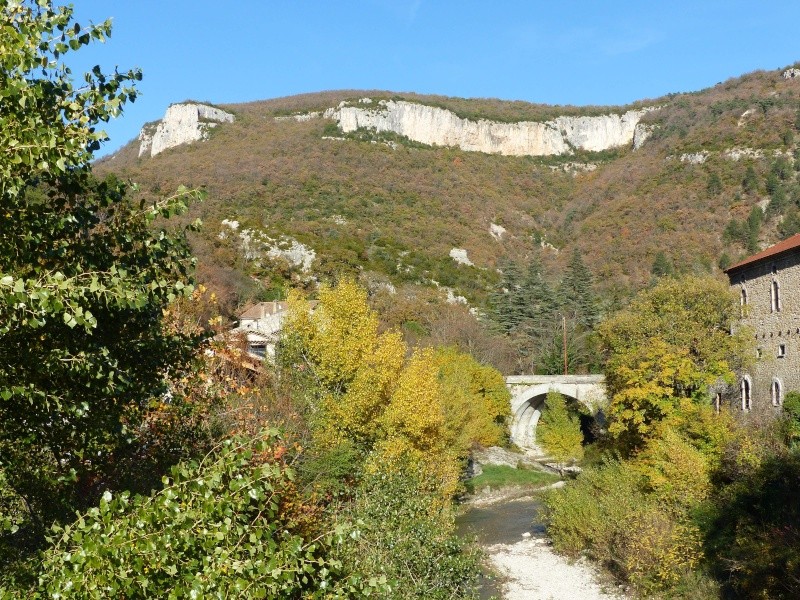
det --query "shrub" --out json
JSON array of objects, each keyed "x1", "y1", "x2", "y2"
[
  {"x1": 332, "y1": 467, "x2": 480, "y2": 600},
  {"x1": 544, "y1": 459, "x2": 702, "y2": 592},
  {"x1": 783, "y1": 390, "x2": 800, "y2": 447},
  {"x1": 32, "y1": 432, "x2": 352, "y2": 599},
  {"x1": 706, "y1": 452, "x2": 800, "y2": 599},
  {"x1": 543, "y1": 459, "x2": 645, "y2": 560},
  {"x1": 632, "y1": 426, "x2": 712, "y2": 516}
]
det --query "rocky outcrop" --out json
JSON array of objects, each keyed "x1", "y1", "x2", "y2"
[
  {"x1": 449, "y1": 247, "x2": 473, "y2": 266},
  {"x1": 633, "y1": 123, "x2": 655, "y2": 149},
  {"x1": 219, "y1": 220, "x2": 316, "y2": 273},
  {"x1": 139, "y1": 103, "x2": 234, "y2": 158},
  {"x1": 489, "y1": 223, "x2": 507, "y2": 241},
  {"x1": 323, "y1": 100, "x2": 657, "y2": 156},
  {"x1": 679, "y1": 151, "x2": 709, "y2": 164},
  {"x1": 783, "y1": 68, "x2": 800, "y2": 79}
]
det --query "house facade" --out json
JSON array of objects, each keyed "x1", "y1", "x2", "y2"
[
  {"x1": 229, "y1": 301, "x2": 290, "y2": 361},
  {"x1": 725, "y1": 233, "x2": 800, "y2": 413},
  {"x1": 229, "y1": 300, "x2": 317, "y2": 361}
]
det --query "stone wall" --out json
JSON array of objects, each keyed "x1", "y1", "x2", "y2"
[{"x1": 729, "y1": 250, "x2": 800, "y2": 413}]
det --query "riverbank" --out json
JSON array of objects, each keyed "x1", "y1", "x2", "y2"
[{"x1": 460, "y1": 486, "x2": 627, "y2": 600}]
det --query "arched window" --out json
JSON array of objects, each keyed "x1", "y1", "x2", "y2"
[
  {"x1": 741, "y1": 287, "x2": 748, "y2": 306},
  {"x1": 772, "y1": 378, "x2": 783, "y2": 407},
  {"x1": 741, "y1": 376, "x2": 752, "y2": 411},
  {"x1": 771, "y1": 279, "x2": 781, "y2": 312}
]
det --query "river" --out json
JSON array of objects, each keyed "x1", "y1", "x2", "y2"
[{"x1": 456, "y1": 495, "x2": 544, "y2": 599}]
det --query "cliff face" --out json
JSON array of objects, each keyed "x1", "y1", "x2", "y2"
[
  {"x1": 324, "y1": 100, "x2": 655, "y2": 156},
  {"x1": 138, "y1": 103, "x2": 234, "y2": 158}
]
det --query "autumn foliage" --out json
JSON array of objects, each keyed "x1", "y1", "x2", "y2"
[{"x1": 281, "y1": 279, "x2": 510, "y2": 499}]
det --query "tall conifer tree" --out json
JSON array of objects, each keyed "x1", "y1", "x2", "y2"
[{"x1": 558, "y1": 249, "x2": 599, "y2": 328}]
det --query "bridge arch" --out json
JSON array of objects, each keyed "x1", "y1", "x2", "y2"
[{"x1": 506, "y1": 375, "x2": 606, "y2": 451}]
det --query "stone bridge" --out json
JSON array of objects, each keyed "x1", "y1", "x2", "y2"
[{"x1": 505, "y1": 375, "x2": 607, "y2": 449}]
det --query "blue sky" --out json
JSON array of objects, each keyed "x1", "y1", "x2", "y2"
[{"x1": 69, "y1": 1, "x2": 800, "y2": 156}]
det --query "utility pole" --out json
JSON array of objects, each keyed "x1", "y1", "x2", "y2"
[{"x1": 562, "y1": 314, "x2": 567, "y2": 376}]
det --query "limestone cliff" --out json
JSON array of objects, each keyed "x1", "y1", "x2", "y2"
[
  {"x1": 323, "y1": 100, "x2": 656, "y2": 156},
  {"x1": 139, "y1": 103, "x2": 234, "y2": 158}
]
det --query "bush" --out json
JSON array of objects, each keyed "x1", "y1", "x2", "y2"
[
  {"x1": 632, "y1": 427, "x2": 712, "y2": 516},
  {"x1": 543, "y1": 459, "x2": 645, "y2": 559},
  {"x1": 31, "y1": 432, "x2": 352, "y2": 599},
  {"x1": 543, "y1": 458, "x2": 702, "y2": 592},
  {"x1": 783, "y1": 390, "x2": 800, "y2": 447},
  {"x1": 332, "y1": 467, "x2": 480, "y2": 600},
  {"x1": 706, "y1": 452, "x2": 800, "y2": 599}
]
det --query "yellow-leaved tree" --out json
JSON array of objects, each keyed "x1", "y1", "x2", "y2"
[
  {"x1": 281, "y1": 279, "x2": 511, "y2": 499},
  {"x1": 432, "y1": 346, "x2": 511, "y2": 451},
  {"x1": 598, "y1": 276, "x2": 750, "y2": 452}
]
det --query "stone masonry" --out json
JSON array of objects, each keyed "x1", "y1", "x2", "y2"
[{"x1": 725, "y1": 233, "x2": 800, "y2": 413}]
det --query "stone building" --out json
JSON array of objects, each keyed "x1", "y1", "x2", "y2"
[
  {"x1": 228, "y1": 300, "x2": 317, "y2": 361},
  {"x1": 725, "y1": 233, "x2": 800, "y2": 412}
]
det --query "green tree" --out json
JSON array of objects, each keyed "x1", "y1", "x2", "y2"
[
  {"x1": 779, "y1": 208, "x2": 800, "y2": 238},
  {"x1": 519, "y1": 255, "x2": 557, "y2": 329},
  {"x1": 772, "y1": 156, "x2": 792, "y2": 181},
  {"x1": 0, "y1": 1, "x2": 202, "y2": 544},
  {"x1": 742, "y1": 165, "x2": 759, "y2": 194},
  {"x1": 557, "y1": 248, "x2": 599, "y2": 328},
  {"x1": 767, "y1": 184, "x2": 788, "y2": 217},
  {"x1": 651, "y1": 251, "x2": 674, "y2": 278},
  {"x1": 765, "y1": 171, "x2": 780, "y2": 196},
  {"x1": 489, "y1": 259, "x2": 525, "y2": 333},
  {"x1": 746, "y1": 205, "x2": 763, "y2": 253},
  {"x1": 537, "y1": 390, "x2": 583, "y2": 472},
  {"x1": 707, "y1": 172, "x2": 722, "y2": 197}
]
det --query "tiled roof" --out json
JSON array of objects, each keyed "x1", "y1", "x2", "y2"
[
  {"x1": 724, "y1": 233, "x2": 800, "y2": 273},
  {"x1": 238, "y1": 301, "x2": 289, "y2": 320},
  {"x1": 237, "y1": 300, "x2": 318, "y2": 321}
]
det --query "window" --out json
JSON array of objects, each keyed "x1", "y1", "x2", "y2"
[
  {"x1": 772, "y1": 379, "x2": 783, "y2": 407},
  {"x1": 771, "y1": 279, "x2": 781, "y2": 312},
  {"x1": 756, "y1": 347, "x2": 762, "y2": 359},
  {"x1": 741, "y1": 287, "x2": 748, "y2": 306},
  {"x1": 779, "y1": 343, "x2": 786, "y2": 358},
  {"x1": 741, "y1": 376, "x2": 752, "y2": 411}
]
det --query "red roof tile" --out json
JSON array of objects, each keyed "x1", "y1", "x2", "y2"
[{"x1": 725, "y1": 233, "x2": 800, "y2": 273}]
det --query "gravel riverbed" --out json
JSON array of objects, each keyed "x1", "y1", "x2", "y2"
[
  {"x1": 459, "y1": 485, "x2": 626, "y2": 600},
  {"x1": 486, "y1": 536, "x2": 625, "y2": 600}
]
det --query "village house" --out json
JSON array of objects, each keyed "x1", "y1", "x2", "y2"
[
  {"x1": 228, "y1": 300, "x2": 317, "y2": 361},
  {"x1": 725, "y1": 233, "x2": 800, "y2": 412}
]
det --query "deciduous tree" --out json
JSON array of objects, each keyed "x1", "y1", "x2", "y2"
[
  {"x1": 598, "y1": 276, "x2": 750, "y2": 452},
  {"x1": 537, "y1": 390, "x2": 583, "y2": 470},
  {"x1": 0, "y1": 1, "x2": 202, "y2": 538}
]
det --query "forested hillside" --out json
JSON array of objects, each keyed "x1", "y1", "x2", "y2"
[{"x1": 97, "y1": 67, "x2": 800, "y2": 313}]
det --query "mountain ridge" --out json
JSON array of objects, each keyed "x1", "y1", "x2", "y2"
[{"x1": 96, "y1": 63, "x2": 800, "y2": 312}]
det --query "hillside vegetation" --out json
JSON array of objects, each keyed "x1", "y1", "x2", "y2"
[{"x1": 97, "y1": 66, "x2": 800, "y2": 313}]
